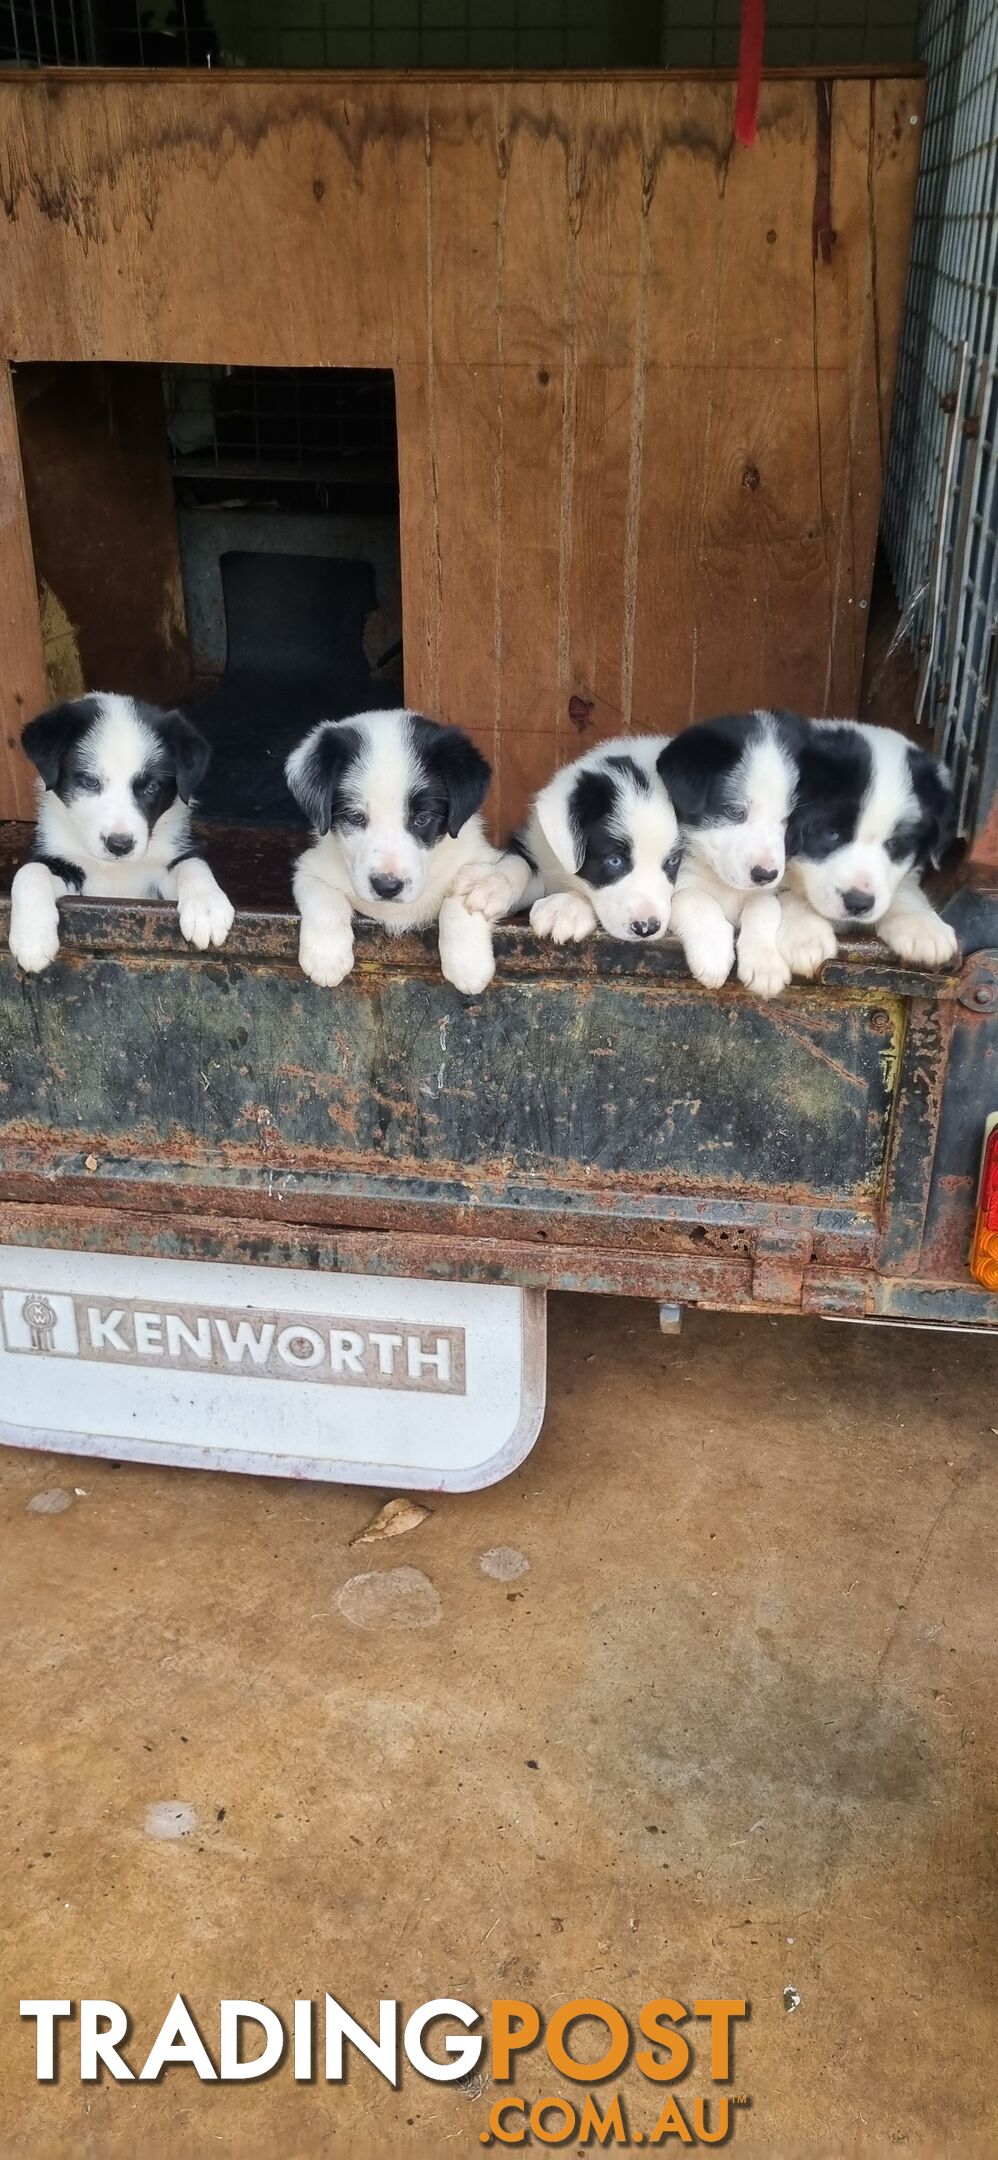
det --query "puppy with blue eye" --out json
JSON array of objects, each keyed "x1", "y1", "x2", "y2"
[
  {"x1": 452, "y1": 736, "x2": 682, "y2": 945},
  {"x1": 7, "y1": 692, "x2": 234, "y2": 975},
  {"x1": 285, "y1": 707, "x2": 503, "y2": 995},
  {"x1": 658, "y1": 710, "x2": 806, "y2": 996}
]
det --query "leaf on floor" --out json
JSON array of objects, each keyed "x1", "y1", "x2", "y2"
[{"x1": 350, "y1": 1497, "x2": 431, "y2": 1546}]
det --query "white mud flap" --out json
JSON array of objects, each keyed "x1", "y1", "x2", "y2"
[{"x1": 0, "y1": 1246, "x2": 546, "y2": 1492}]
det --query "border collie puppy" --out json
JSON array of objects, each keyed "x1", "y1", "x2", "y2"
[
  {"x1": 285, "y1": 708, "x2": 502, "y2": 995},
  {"x1": 779, "y1": 721, "x2": 958, "y2": 971},
  {"x1": 8, "y1": 693, "x2": 234, "y2": 975},
  {"x1": 454, "y1": 736, "x2": 681, "y2": 944},
  {"x1": 657, "y1": 710, "x2": 806, "y2": 995}
]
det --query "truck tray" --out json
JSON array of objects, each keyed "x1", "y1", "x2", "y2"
[{"x1": 2, "y1": 846, "x2": 996, "y2": 1335}]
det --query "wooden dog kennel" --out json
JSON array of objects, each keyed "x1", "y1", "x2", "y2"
[
  {"x1": 7, "y1": 69, "x2": 998, "y2": 1349},
  {"x1": 0, "y1": 67, "x2": 924, "y2": 829}
]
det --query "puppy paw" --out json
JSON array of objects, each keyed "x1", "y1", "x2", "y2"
[
  {"x1": 9, "y1": 906, "x2": 61, "y2": 974},
  {"x1": 779, "y1": 918, "x2": 838, "y2": 978},
  {"x1": 298, "y1": 925, "x2": 355, "y2": 987},
  {"x1": 682, "y1": 928, "x2": 736, "y2": 990},
  {"x1": 886, "y1": 914, "x2": 959, "y2": 969},
  {"x1": 439, "y1": 904, "x2": 496, "y2": 995},
  {"x1": 178, "y1": 886, "x2": 235, "y2": 952},
  {"x1": 443, "y1": 943, "x2": 496, "y2": 996},
  {"x1": 450, "y1": 865, "x2": 520, "y2": 922},
  {"x1": 530, "y1": 892, "x2": 596, "y2": 944},
  {"x1": 737, "y1": 944, "x2": 792, "y2": 1000}
]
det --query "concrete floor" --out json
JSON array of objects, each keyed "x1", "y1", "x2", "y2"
[{"x1": 2, "y1": 1294, "x2": 997, "y2": 2157}]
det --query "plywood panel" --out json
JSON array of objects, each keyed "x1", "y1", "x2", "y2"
[
  {"x1": 15, "y1": 363, "x2": 189, "y2": 707},
  {"x1": 0, "y1": 70, "x2": 925, "y2": 829},
  {"x1": 0, "y1": 363, "x2": 46, "y2": 819},
  {"x1": 814, "y1": 77, "x2": 888, "y2": 711},
  {"x1": 568, "y1": 82, "x2": 646, "y2": 749},
  {"x1": 493, "y1": 81, "x2": 571, "y2": 807}
]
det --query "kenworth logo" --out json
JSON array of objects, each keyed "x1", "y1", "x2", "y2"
[{"x1": 0, "y1": 1290, "x2": 465, "y2": 1395}]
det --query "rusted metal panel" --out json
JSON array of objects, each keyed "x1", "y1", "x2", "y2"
[
  {"x1": 5, "y1": 1200, "x2": 994, "y2": 1326},
  {"x1": 875, "y1": 994, "x2": 956, "y2": 1276},
  {"x1": 0, "y1": 1163, "x2": 869, "y2": 1260},
  {"x1": 802, "y1": 1274, "x2": 870, "y2": 1318},
  {"x1": 872, "y1": 1279, "x2": 998, "y2": 1329},
  {"x1": 0, "y1": 1201, "x2": 759, "y2": 1306},
  {"x1": 0, "y1": 911, "x2": 905, "y2": 1219},
  {"x1": 0, "y1": 841, "x2": 966, "y2": 996},
  {"x1": 1, "y1": 886, "x2": 993, "y2": 1323}
]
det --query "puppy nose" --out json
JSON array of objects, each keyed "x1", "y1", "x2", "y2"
[
  {"x1": 750, "y1": 864, "x2": 779, "y2": 885},
  {"x1": 841, "y1": 886, "x2": 875, "y2": 916},
  {"x1": 630, "y1": 916, "x2": 661, "y2": 940},
  {"x1": 370, "y1": 872, "x2": 405, "y2": 900},
  {"x1": 104, "y1": 833, "x2": 134, "y2": 857}
]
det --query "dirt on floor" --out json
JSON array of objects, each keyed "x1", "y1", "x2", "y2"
[{"x1": 2, "y1": 1294, "x2": 997, "y2": 2158}]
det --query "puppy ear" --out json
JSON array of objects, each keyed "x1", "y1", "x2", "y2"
[
  {"x1": 911, "y1": 749, "x2": 957, "y2": 869},
  {"x1": 285, "y1": 722, "x2": 362, "y2": 835},
  {"x1": 784, "y1": 804, "x2": 824, "y2": 861},
  {"x1": 657, "y1": 727, "x2": 736, "y2": 823},
  {"x1": 534, "y1": 769, "x2": 585, "y2": 873},
  {"x1": 160, "y1": 711, "x2": 212, "y2": 805},
  {"x1": 20, "y1": 698, "x2": 98, "y2": 789},
  {"x1": 423, "y1": 725, "x2": 492, "y2": 838},
  {"x1": 784, "y1": 804, "x2": 806, "y2": 859}
]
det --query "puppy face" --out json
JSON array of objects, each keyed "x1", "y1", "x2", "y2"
[
  {"x1": 22, "y1": 693, "x2": 209, "y2": 864},
  {"x1": 535, "y1": 745, "x2": 680, "y2": 940},
  {"x1": 286, "y1": 709, "x2": 491, "y2": 908},
  {"x1": 786, "y1": 723, "x2": 955, "y2": 924},
  {"x1": 658, "y1": 712, "x2": 803, "y2": 892}
]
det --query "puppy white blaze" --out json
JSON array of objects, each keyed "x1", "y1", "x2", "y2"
[
  {"x1": 62, "y1": 694, "x2": 163, "y2": 864},
  {"x1": 684, "y1": 714, "x2": 797, "y2": 893},
  {"x1": 338, "y1": 713, "x2": 438, "y2": 904},
  {"x1": 83, "y1": 694, "x2": 160, "y2": 783},
  {"x1": 730, "y1": 717, "x2": 795, "y2": 887},
  {"x1": 852, "y1": 724, "x2": 918, "y2": 852},
  {"x1": 743, "y1": 729, "x2": 797, "y2": 835},
  {"x1": 351, "y1": 727, "x2": 410, "y2": 876},
  {"x1": 624, "y1": 787, "x2": 678, "y2": 870}
]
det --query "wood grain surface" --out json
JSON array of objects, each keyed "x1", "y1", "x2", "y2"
[{"x1": 0, "y1": 70, "x2": 924, "y2": 828}]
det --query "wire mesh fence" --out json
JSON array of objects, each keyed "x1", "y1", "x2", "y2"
[
  {"x1": 0, "y1": 0, "x2": 919, "y2": 73},
  {"x1": 163, "y1": 365, "x2": 398, "y2": 488},
  {"x1": 882, "y1": 0, "x2": 998, "y2": 834},
  {"x1": 1, "y1": 0, "x2": 93, "y2": 64}
]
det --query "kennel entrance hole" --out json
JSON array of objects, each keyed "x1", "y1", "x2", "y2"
[{"x1": 13, "y1": 359, "x2": 403, "y2": 827}]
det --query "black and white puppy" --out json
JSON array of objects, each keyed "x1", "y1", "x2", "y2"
[
  {"x1": 454, "y1": 736, "x2": 681, "y2": 944},
  {"x1": 779, "y1": 720, "x2": 958, "y2": 972},
  {"x1": 286, "y1": 707, "x2": 502, "y2": 994},
  {"x1": 658, "y1": 710, "x2": 806, "y2": 995},
  {"x1": 8, "y1": 692, "x2": 234, "y2": 974}
]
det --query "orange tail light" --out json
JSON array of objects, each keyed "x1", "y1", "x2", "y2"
[{"x1": 970, "y1": 1120, "x2": 998, "y2": 1288}]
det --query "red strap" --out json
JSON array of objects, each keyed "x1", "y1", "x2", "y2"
[{"x1": 735, "y1": 0, "x2": 766, "y2": 148}]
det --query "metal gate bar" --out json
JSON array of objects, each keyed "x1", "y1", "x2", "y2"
[{"x1": 883, "y1": 0, "x2": 998, "y2": 840}]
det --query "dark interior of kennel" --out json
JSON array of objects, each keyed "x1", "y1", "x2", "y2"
[{"x1": 13, "y1": 360, "x2": 404, "y2": 827}]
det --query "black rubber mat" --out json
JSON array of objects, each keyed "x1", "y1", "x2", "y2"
[{"x1": 187, "y1": 551, "x2": 379, "y2": 824}]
